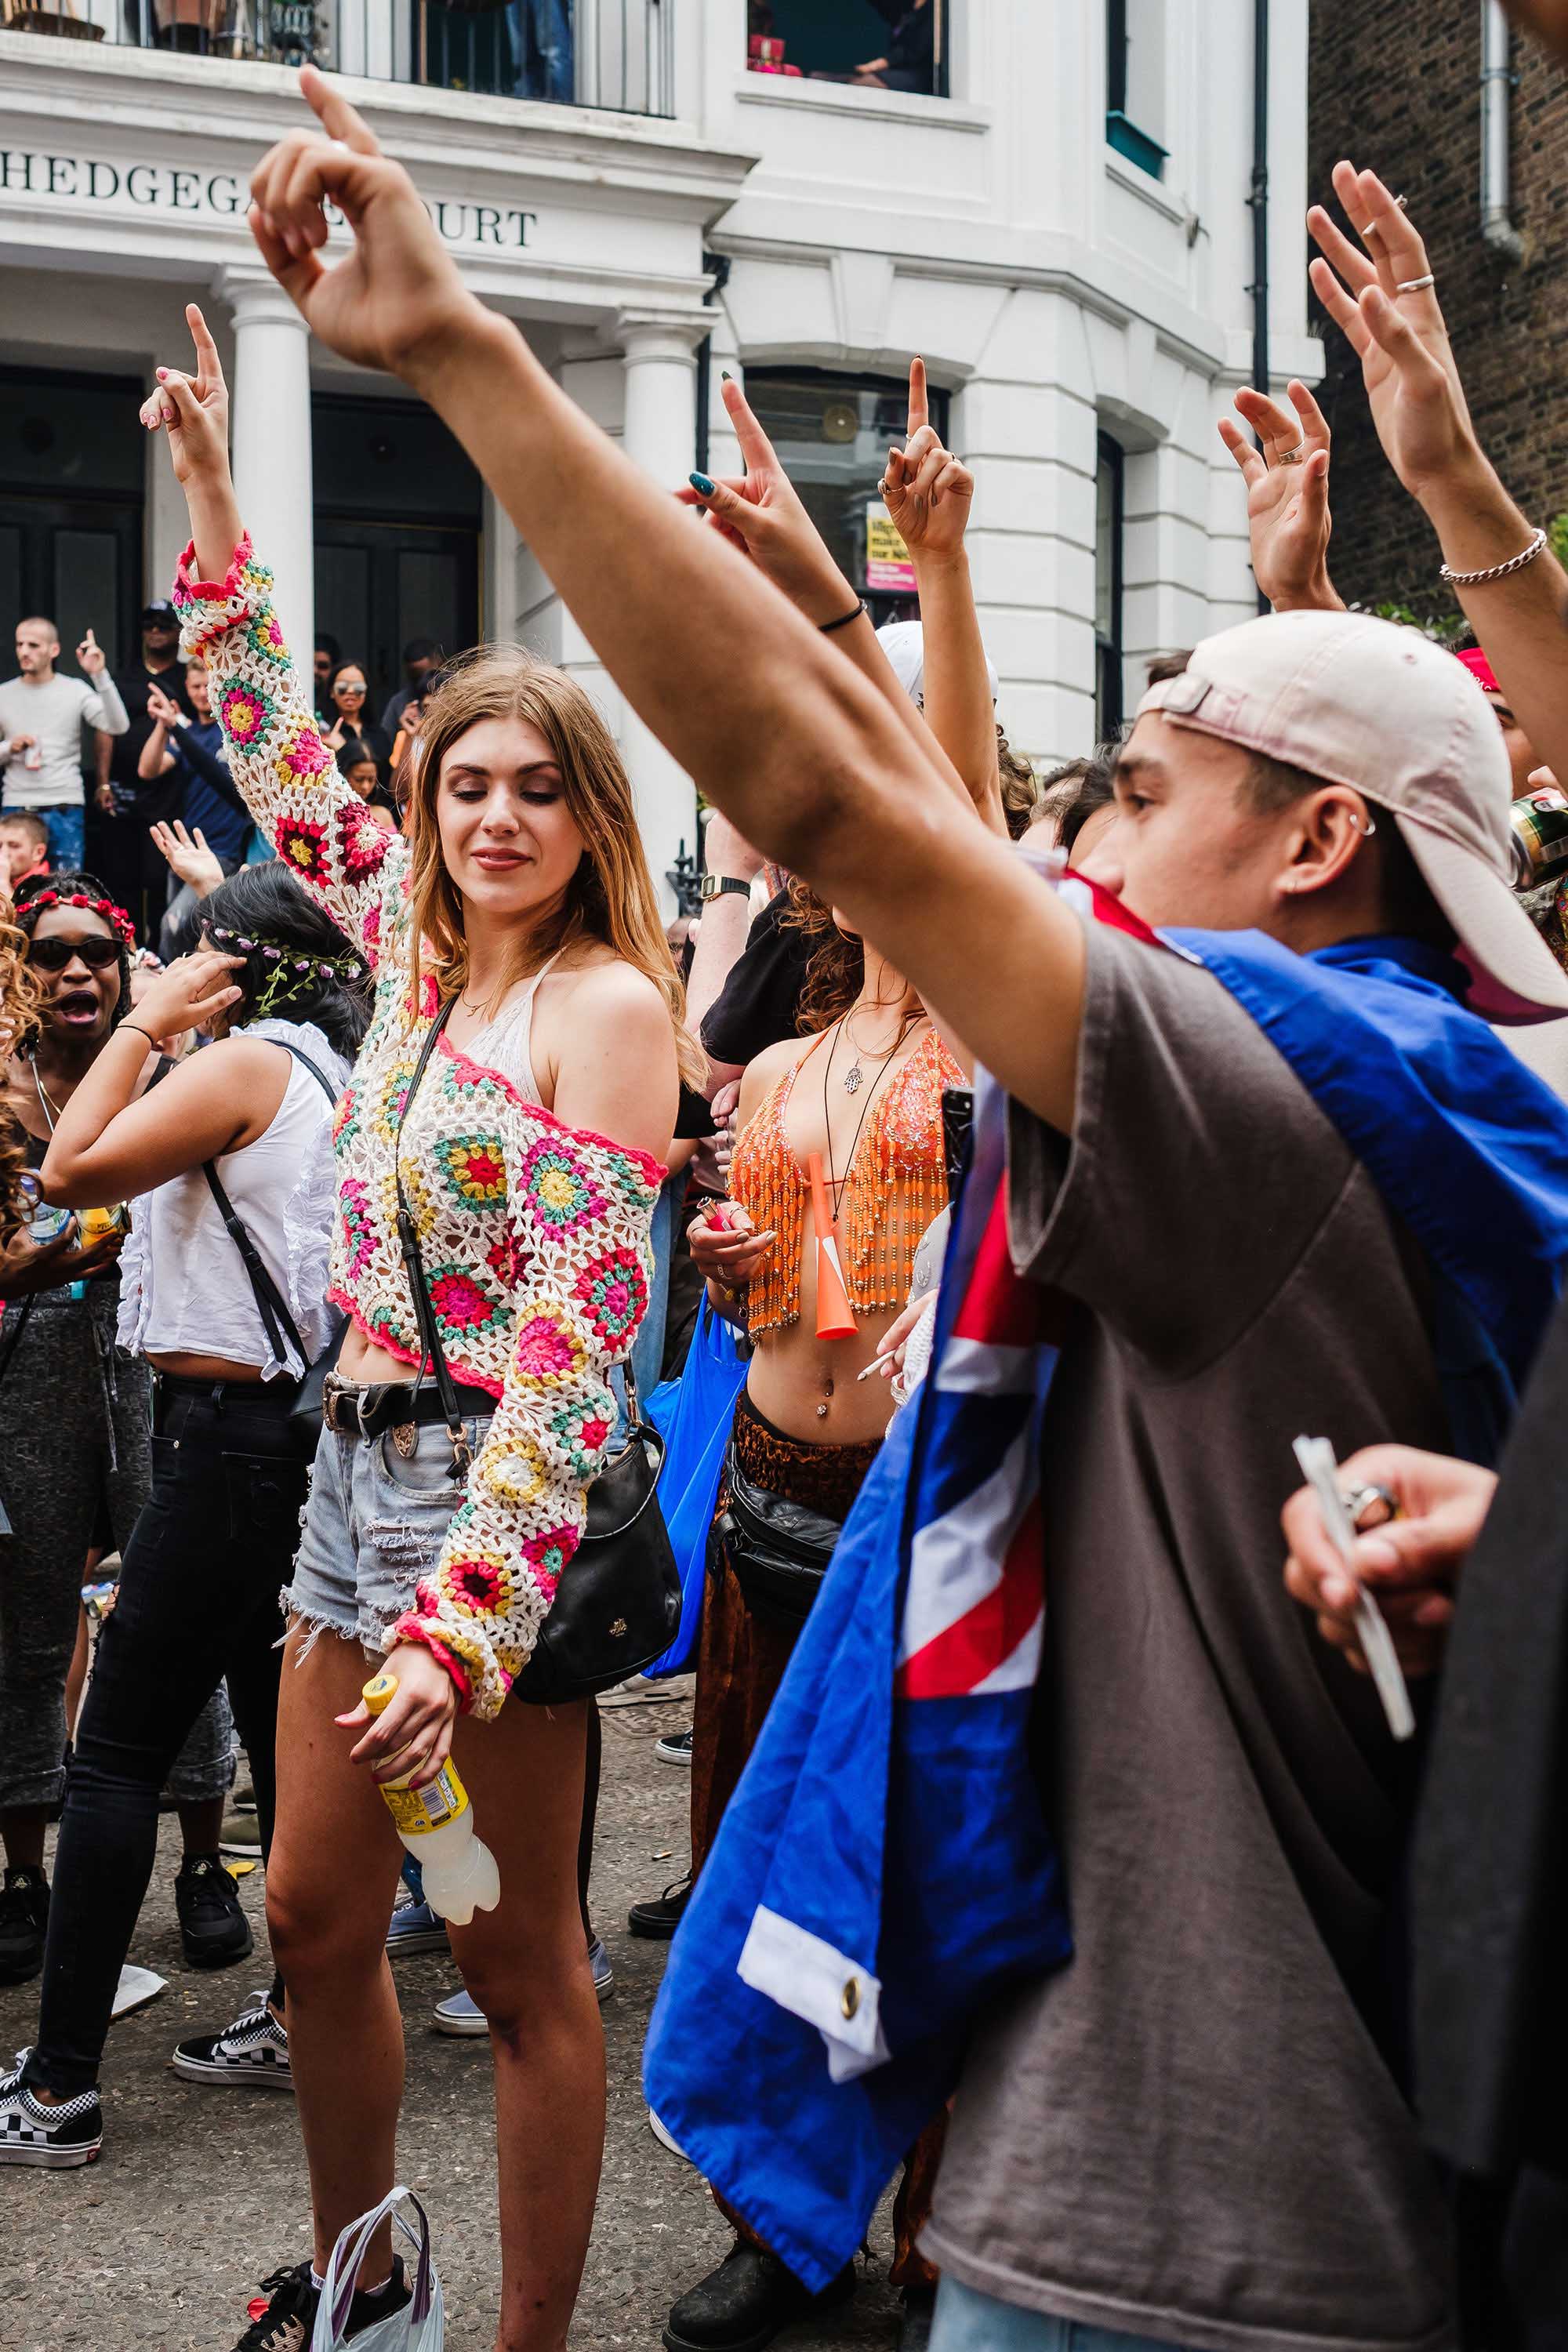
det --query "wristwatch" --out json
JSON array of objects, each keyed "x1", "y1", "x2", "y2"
[{"x1": 699, "y1": 873, "x2": 752, "y2": 903}]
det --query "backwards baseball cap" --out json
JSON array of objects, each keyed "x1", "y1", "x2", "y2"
[
  {"x1": 877, "y1": 619, "x2": 1000, "y2": 709},
  {"x1": 1138, "y1": 606, "x2": 1568, "y2": 1023}
]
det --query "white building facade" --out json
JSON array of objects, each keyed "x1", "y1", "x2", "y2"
[{"x1": 0, "y1": 0, "x2": 1316, "y2": 896}]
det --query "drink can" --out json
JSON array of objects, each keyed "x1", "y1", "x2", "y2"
[
  {"x1": 17, "y1": 1173, "x2": 73, "y2": 1247},
  {"x1": 22, "y1": 742, "x2": 42, "y2": 771},
  {"x1": 77, "y1": 1203, "x2": 127, "y2": 1250},
  {"x1": 1509, "y1": 786, "x2": 1568, "y2": 889}
]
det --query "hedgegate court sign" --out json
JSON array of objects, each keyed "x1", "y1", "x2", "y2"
[{"x1": 0, "y1": 146, "x2": 537, "y2": 249}]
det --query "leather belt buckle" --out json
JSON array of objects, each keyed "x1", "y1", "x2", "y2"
[{"x1": 322, "y1": 1380, "x2": 358, "y2": 1439}]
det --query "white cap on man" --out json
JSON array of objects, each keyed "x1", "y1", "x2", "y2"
[{"x1": 1138, "y1": 607, "x2": 1568, "y2": 1023}]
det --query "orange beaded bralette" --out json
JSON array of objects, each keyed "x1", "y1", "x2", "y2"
[{"x1": 729, "y1": 1023, "x2": 963, "y2": 1340}]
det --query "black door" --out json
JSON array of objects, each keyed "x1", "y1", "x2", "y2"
[
  {"x1": 313, "y1": 521, "x2": 480, "y2": 720},
  {"x1": 310, "y1": 391, "x2": 483, "y2": 717},
  {"x1": 0, "y1": 368, "x2": 146, "y2": 671}
]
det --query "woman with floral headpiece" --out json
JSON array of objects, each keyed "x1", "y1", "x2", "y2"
[{"x1": 0, "y1": 860, "x2": 368, "y2": 2167}]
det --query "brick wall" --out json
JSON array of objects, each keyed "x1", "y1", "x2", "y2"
[{"x1": 1308, "y1": 7, "x2": 1568, "y2": 616}]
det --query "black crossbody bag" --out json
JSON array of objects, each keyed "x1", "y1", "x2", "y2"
[
  {"x1": 394, "y1": 1000, "x2": 681, "y2": 1705},
  {"x1": 201, "y1": 1041, "x2": 345, "y2": 1452}
]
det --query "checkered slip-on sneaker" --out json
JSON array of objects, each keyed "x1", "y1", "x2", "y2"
[
  {"x1": 0, "y1": 2048, "x2": 102, "y2": 2168},
  {"x1": 172, "y1": 1991, "x2": 292, "y2": 2089}
]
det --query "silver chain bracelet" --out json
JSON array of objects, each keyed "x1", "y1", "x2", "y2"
[{"x1": 1439, "y1": 526, "x2": 1548, "y2": 587}]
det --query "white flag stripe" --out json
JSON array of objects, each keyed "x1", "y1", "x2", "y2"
[
  {"x1": 897, "y1": 1430, "x2": 1036, "y2": 1663},
  {"x1": 935, "y1": 1335, "x2": 1036, "y2": 1397},
  {"x1": 968, "y1": 1608, "x2": 1044, "y2": 1695}
]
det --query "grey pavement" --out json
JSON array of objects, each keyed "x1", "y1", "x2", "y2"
[{"x1": 0, "y1": 1687, "x2": 905, "y2": 2352}]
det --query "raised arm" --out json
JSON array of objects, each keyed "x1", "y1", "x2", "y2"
[
  {"x1": 880, "y1": 357, "x2": 1007, "y2": 831},
  {"x1": 76, "y1": 635, "x2": 129, "y2": 735},
  {"x1": 241, "y1": 70, "x2": 1087, "y2": 1132},
  {"x1": 149, "y1": 305, "x2": 403, "y2": 965},
  {"x1": 1310, "y1": 163, "x2": 1568, "y2": 785}
]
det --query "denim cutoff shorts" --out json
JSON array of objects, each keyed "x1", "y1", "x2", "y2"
[{"x1": 286, "y1": 1406, "x2": 494, "y2": 1658}]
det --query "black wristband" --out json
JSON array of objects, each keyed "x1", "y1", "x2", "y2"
[
  {"x1": 119, "y1": 1023, "x2": 158, "y2": 1047},
  {"x1": 818, "y1": 599, "x2": 869, "y2": 635}
]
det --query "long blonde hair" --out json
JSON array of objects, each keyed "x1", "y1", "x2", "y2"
[{"x1": 403, "y1": 647, "x2": 704, "y2": 1090}]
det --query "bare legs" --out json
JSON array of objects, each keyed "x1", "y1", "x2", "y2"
[
  {"x1": 264, "y1": 1624, "x2": 406, "y2": 2289},
  {"x1": 450, "y1": 1695, "x2": 602, "y2": 2352},
  {"x1": 266, "y1": 1628, "x2": 603, "y2": 2348}
]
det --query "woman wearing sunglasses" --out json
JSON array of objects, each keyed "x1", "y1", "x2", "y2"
[
  {"x1": 321, "y1": 662, "x2": 393, "y2": 773},
  {"x1": 0, "y1": 862, "x2": 368, "y2": 2172},
  {"x1": 0, "y1": 876, "x2": 245, "y2": 2000}
]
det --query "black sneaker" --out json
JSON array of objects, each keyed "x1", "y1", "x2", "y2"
[
  {"x1": 663, "y1": 2242, "x2": 855, "y2": 2352},
  {"x1": 0, "y1": 1865, "x2": 49, "y2": 1984},
  {"x1": 629, "y1": 1871, "x2": 692, "y2": 1940},
  {"x1": 175, "y1": 1853, "x2": 253, "y2": 1969},
  {"x1": 234, "y1": 2255, "x2": 409, "y2": 2350},
  {"x1": 0, "y1": 2047, "x2": 103, "y2": 2169},
  {"x1": 655, "y1": 1727, "x2": 695, "y2": 1767},
  {"x1": 172, "y1": 1988, "x2": 292, "y2": 2089}
]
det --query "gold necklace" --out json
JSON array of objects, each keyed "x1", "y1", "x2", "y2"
[{"x1": 31, "y1": 1062, "x2": 64, "y2": 1129}]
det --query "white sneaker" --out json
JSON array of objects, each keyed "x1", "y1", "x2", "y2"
[
  {"x1": 171, "y1": 1990, "x2": 292, "y2": 2089},
  {"x1": 433, "y1": 1938, "x2": 615, "y2": 2036},
  {"x1": 0, "y1": 2048, "x2": 103, "y2": 2168}
]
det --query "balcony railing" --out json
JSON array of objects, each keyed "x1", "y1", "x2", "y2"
[{"x1": 0, "y1": 1, "x2": 675, "y2": 117}]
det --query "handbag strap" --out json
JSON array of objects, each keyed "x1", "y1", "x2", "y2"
[
  {"x1": 200, "y1": 1040, "x2": 339, "y2": 1377},
  {"x1": 393, "y1": 997, "x2": 473, "y2": 1476}
]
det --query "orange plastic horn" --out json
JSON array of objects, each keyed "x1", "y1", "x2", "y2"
[{"x1": 807, "y1": 1152, "x2": 858, "y2": 1340}]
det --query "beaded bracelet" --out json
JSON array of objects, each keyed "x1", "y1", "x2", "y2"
[{"x1": 1440, "y1": 527, "x2": 1548, "y2": 588}]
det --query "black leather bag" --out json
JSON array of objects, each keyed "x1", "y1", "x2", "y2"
[
  {"x1": 395, "y1": 1000, "x2": 682, "y2": 1704},
  {"x1": 717, "y1": 1453, "x2": 845, "y2": 1627},
  {"x1": 201, "y1": 1042, "x2": 345, "y2": 1454}
]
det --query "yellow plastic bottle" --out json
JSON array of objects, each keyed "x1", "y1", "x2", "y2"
[{"x1": 361, "y1": 1673, "x2": 500, "y2": 1925}]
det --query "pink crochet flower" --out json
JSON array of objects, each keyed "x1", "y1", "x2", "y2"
[{"x1": 514, "y1": 1311, "x2": 583, "y2": 1382}]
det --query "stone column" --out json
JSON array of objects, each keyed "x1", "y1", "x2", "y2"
[
  {"x1": 615, "y1": 309, "x2": 710, "y2": 908},
  {"x1": 216, "y1": 271, "x2": 314, "y2": 664}
]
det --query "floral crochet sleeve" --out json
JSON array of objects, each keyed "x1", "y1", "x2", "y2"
[
  {"x1": 173, "y1": 534, "x2": 403, "y2": 969},
  {"x1": 392, "y1": 1115, "x2": 665, "y2": 1720}
]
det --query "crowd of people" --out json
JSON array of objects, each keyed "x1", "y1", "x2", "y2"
[{"x1": 1, "y1": 31, "x2": 1566, "y2": 2352}]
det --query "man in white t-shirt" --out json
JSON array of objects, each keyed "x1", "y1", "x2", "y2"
[{"x1": 0, "y1": 616, "x2": 129, "y2": 876}]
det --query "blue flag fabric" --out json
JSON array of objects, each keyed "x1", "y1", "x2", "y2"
[{"x1": 644, "y1": 918, "x2": 1568, "y2": 2295}]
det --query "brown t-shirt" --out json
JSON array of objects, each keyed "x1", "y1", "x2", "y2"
[{"x1": 922, "y1": 921, "x2": 1457, "y2": 2352}]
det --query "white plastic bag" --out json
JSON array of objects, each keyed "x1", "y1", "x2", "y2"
[{"x1": 310, "y1": 2185, "x2": 444, "y2": 2350}]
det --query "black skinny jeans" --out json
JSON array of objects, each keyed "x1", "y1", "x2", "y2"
[{"x1": 27, "y1": 1377, "x2": 310, "y2": 2098}]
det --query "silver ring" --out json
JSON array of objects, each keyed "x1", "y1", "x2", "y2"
[
  {"x1": 1274, "y1": 444, "x2": 1305, "y2": 466},
  {"x1": 1396, "y1": 274, "x2": 1436, "y2": 292},
  {"x1": 1341, "y1": 1481, "x2": 1399, "y2": 1530}
]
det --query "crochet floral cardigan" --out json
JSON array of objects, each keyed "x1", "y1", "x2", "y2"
[{"x1": 175, "y1": 536, "x2": 665, "y2": 1719}]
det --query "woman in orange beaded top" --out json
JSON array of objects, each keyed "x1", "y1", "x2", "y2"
[{"x1": 672, "y1": 886, "x2": 965, "y2": 2331}]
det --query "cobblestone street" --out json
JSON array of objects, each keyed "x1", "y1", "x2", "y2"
[{"x1": 0, "y1": 1689, "x2": 904, "y2": 2352}]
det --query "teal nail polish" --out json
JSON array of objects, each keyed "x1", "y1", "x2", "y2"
[
  {"x1": 690, "y1": 472, "x2": 716, "y2": 496},
  {"x1": 720, "y1": 370, "x2": 733, "y2": 382}
]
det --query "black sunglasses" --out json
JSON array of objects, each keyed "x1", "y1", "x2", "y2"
[{"x1": 28, "y1": 935, "x2": 120, "y2": 973}]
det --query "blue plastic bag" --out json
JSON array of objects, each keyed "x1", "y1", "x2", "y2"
[{"x1": 642, "y1": 1298, "x2": 749, "y2": 1678}]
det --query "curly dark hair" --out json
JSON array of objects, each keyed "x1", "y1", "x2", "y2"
[
  {"x1": 782, "y1": 877, "x2": 865, "y2": 1032},
  {"x1": 172, "y1": 863, "x2": 371, "y2": 1062}
]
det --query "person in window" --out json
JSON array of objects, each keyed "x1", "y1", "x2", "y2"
[
  {"x1": 505, "y1": 0, "x2": 574, "y2": 105},
  {"x1": 852, "y1": 0, "x2": 935, "y2": 93}
]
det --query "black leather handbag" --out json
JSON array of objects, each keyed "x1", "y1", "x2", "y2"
[
  {"x1": 394, "y1": 1000, "x2": 682, "y2": 1704},
  {"x1": 717, "y1": 1454, "x2": 844, "y2": 1627},
  {"x1": 201, "y1": 1041, "x2": 346, "y2": 1454}
]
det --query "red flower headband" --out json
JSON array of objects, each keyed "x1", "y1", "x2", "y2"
[{"x1": 17, "y1": 890, "x2": 136, "y2": 949}]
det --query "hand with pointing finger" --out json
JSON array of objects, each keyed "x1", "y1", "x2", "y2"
[
  {"x1": 76, "y1": 629, "x2": 106, "y2": 678},
  {"x1": 881, "y1": 358, "x2": 974, "y2": 568},
  {"x1": 246, "y1": 64, "x2": 484, "y2": 386},
  {"x1": 677, "y1": 376, "x2": 857, "y2": 624},
  {"x1": 1218, "y1": 380, "x2": 1344, "y2": 613}
]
